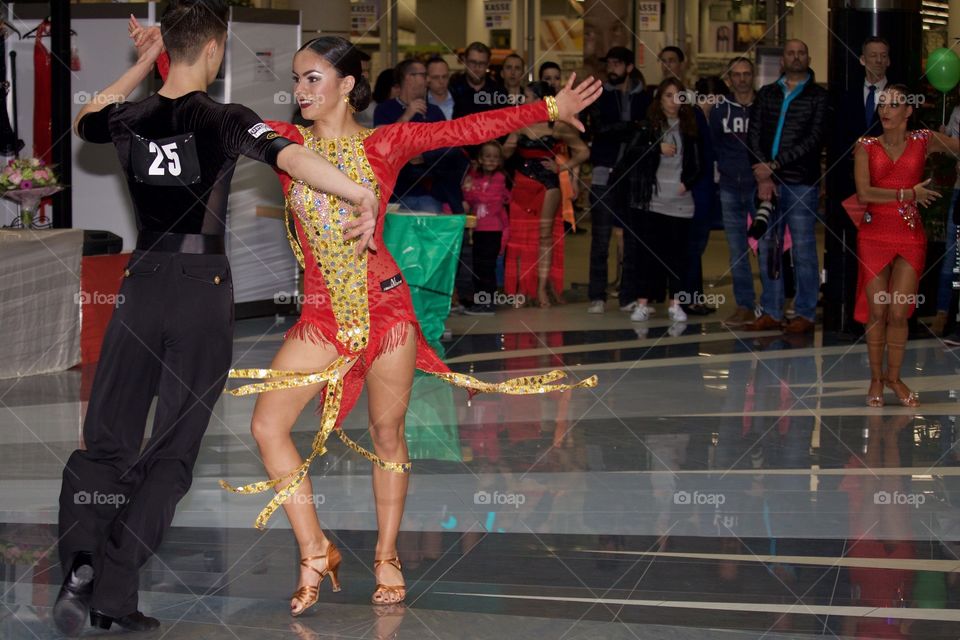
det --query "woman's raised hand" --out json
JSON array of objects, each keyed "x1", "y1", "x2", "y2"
[{"x1": 554, "y1": 73, "x2": 604, "y2": 133}]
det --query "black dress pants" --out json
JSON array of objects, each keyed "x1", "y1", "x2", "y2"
[
  {"x1": 632, "y1": 208, "x2": 691, "y2": 302},
  {"x1": 472, "y1": 230, "x2": 502, "y2": 302},
  {"x1": 58, "y1": 250, "x2": 233, "y2": 616}
]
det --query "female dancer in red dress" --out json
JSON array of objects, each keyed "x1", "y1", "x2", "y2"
[
  {"x1": 503, "y1": 82, "x2": 589, "y2": 306},
  {"x1": 854, "y1": 85, "x2": 958, "y2": 407},
  {"x1": 143, "y1": 36, "x2": 599, "y2": 612}
]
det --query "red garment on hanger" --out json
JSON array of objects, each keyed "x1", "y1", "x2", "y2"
[{"x1": 33, "y1": 20, "x2": 52, "y2": 165}]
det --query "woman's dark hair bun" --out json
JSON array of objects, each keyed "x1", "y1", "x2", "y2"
[{"x1": 298, "y1": 36, "x2": 371, "y2": 113}]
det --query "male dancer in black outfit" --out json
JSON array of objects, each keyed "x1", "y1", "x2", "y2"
[{"x1": 53, "y1": 1, "x2": 378, "y2": 634}]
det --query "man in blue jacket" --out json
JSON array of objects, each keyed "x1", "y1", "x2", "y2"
[
  {"x1": 584, "y1": 46, "x2": 650, "y2": 314},
  {"x1": 745, "y1": 40, "x2": 829, "y2": 334},
  {"x1": 711, "y1": 57, "x2": 759, "y2": 326}
]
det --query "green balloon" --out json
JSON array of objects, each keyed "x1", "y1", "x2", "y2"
[{"x1": 927, "y1": 47, "x2": 960, "y2": 93}]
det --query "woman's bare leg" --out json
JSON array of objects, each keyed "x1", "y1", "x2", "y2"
[
  {"x1": 885, "y1": 257, "x2": 920, "y2": 403},
  {"x1": 537, "y1": 188, "x2": 561, "y2": 306},
  {"x1": 863, "y1": 264, "x2": 892, "y2": 403},
  {"x1": 365, "y1": 325, "x2": 417, "y2": 603},
  {"x1": 248, "y1": 335, "x2": 349, "y2": 613}
]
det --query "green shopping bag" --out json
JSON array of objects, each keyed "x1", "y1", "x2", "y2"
[{"x1": 382, "y1": 213, "x2": 465, "y2": 348}]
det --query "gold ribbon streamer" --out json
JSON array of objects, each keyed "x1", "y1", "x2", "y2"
[
  {"x1": 431, "y1": 369, "x2": 598, "y2": 395},
  {"x1": 221, "y1": 364, "x2": 594, "y2": 528},
  {"x1": 220, "y1": 360, "x2": 409, "y2": 529}
]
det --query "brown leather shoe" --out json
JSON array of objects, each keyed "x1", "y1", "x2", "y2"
[
  {"x1": 783, "y1": 316, "x2": 815, "y2": 334},
  {"x1": 741, "y1": 314, "x2": 783, "y2": 331},
  {"x1": 723, "y1": 307, "x2": 755, "y2": 327}
]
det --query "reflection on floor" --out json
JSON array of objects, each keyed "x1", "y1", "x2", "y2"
[{"x1": 2, "y1": 300, "x2": 960, "y2": 639}]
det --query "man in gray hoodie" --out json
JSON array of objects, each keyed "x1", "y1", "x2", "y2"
[{"x1": 710, "y1": 57, "x2": 759, "y2": 326}]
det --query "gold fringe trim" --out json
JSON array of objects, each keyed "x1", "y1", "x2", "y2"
[
  {"x1": 221, "y1": 362, "x2": 595, "y2": 529},
  {"x1": 220, "y1": 359, "x2": 409, "y2": 530},
  {"x1": 431, "y1": 369, "x2": 598, "y2": 395}
]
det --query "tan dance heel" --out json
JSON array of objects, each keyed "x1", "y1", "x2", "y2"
[
  {"x1": 866, "y1": 378, "x2": 884, "y2": 407},
  {"x1": 371, "y1": 557, "x2": 406, "y2": 605},
  {"x1": 291, "y1": 544, "x2": 342, "y2": 617},
  {"x1": 885, "y1": 379, "x2": 919, "y2": 407}
]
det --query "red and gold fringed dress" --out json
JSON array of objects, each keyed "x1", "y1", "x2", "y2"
[
  {"x1": 505, "y1": 133, "x2": 566, "y2": 299},
  {"x1": 221, "y1": 101, "x2": 598, "y2": 528},
  {"x1": 854, "y1": 130, "x2": 930, "y2": 324}
]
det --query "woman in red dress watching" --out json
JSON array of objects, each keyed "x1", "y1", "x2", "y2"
[{"x1": 854, "y1": 84, "x2": 958, "y2": 407}]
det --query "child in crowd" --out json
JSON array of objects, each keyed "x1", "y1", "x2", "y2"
[{"x1": 462, "y1": 141, "x2": 511, "y2": 315}]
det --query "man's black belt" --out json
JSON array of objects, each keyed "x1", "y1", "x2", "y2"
[{"x1": 136, "y1": 231, "x2": 225, "y2": 255}]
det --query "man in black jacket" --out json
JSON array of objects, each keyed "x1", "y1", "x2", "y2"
[
  {"x1": 745, "y1": 39, "x2": 829, "y2": 334},
  {"x1": 584, "y1": 46, "x2": 650, "y2": 314}
]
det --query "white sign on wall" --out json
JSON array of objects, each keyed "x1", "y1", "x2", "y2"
[
  {"x1": 638, "y1": 1, "x2": 661, "y2": 32},
  {"x1": 484, "y1": 1, "x2": 512, "y2": 29},
  {"x1": 351, "y1": 0, "x2": 379, "y2": 34}
]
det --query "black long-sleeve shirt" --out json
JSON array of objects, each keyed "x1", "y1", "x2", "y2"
[{"x1": 77, "y1": 91, "x2": 294, "y2": 235}]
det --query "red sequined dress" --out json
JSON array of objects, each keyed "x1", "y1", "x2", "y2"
[
  {"x1": 222, "y1": 101, "x2": 597, "y2": 528},
  {"x1": 854, "y1": 130, "x2": 930, "y2": 324}
]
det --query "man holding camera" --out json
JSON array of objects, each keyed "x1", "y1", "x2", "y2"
[{"x1": 744, "y1": 40, "x2": 829, "y2": 333}]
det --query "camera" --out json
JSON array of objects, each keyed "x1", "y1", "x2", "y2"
[{"x1": 748, "y1": 194, "x2": 777, "y2": 240}]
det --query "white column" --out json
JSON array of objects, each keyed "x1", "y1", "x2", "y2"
[
  {"x1": 789, "y1": 0, "x2": 829, "y2": 82},
  {"x1": 951, "y1": 0, "x2": 960, "y2": 47}
]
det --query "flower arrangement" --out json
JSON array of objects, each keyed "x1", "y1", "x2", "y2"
[{"x1": 0, "y1": 157, "x2": 59, "y2": 193}]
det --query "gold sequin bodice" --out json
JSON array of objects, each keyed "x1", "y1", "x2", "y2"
[{"x1": 285, "y1": 127, "x2": 379, "y2": 354}]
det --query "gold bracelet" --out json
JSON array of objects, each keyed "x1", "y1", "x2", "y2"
[{"x1": 545, "y1": 95, "x2": 560, "y2": 122}]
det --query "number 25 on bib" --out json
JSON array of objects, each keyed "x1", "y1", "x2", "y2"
[{"x1": 130, "y1": 133, "x2": 201, "y2": 186}]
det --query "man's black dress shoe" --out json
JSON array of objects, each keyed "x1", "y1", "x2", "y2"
[
  {"x1": 53, "y1": 551, "x2": 94, "y2": 637},
  {"x1": 90, "y1": 609, "x2": 161, "y2": 631}
]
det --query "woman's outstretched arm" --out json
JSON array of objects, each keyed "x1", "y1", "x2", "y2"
[{"x1": 371, "y1": 74, "x2": 602, "y2": 172}]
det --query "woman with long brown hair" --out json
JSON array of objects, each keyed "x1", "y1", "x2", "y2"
[{"x1": 617, "y1": 77, "x2": 702, "y2": 324}]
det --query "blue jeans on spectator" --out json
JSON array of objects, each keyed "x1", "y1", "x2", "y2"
[
  {"x1": 719, "y1": 185, "x2": 757, "y2": 310},
  {"x1": 937, "y1": 189, "x2": 959, "y2": 312},
  {"x1": 394, "y1": 194, "x2": 443, "y2": 213},
  {"x1": 588, "y1": 182, "x2": 624, "y2": 302},
  {"x1": 758, "y1": 184, "x2": 820, "y2": 321}
]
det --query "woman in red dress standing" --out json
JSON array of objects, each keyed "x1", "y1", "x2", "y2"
[
  {"x1": 502, "y1": 82, "x2": 589, "y2": 306},
  {"x1": 854, "y1": 85, "x2": 958, "y2": 407},
  {"x1": 159, "y1": 37, "x2": 599, "y2": 612}
]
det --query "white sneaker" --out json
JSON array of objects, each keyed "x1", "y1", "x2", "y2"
[
  {"x1": 668, "y1": 305, "x2": 688, "y2": 322},
  {"x1": 620, "y1": 301, "x2": 638, "y2": 312},
  {"x1": 587, "y1": 300, "x2": 605, "y2": 314},
  {"x1": 630, "y1": 306, "x2": 651, "y2": 322}
]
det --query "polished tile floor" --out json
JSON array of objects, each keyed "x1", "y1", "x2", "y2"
[{"x1": 2, "y1": 231, "x2": 960, "y2": 638}]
